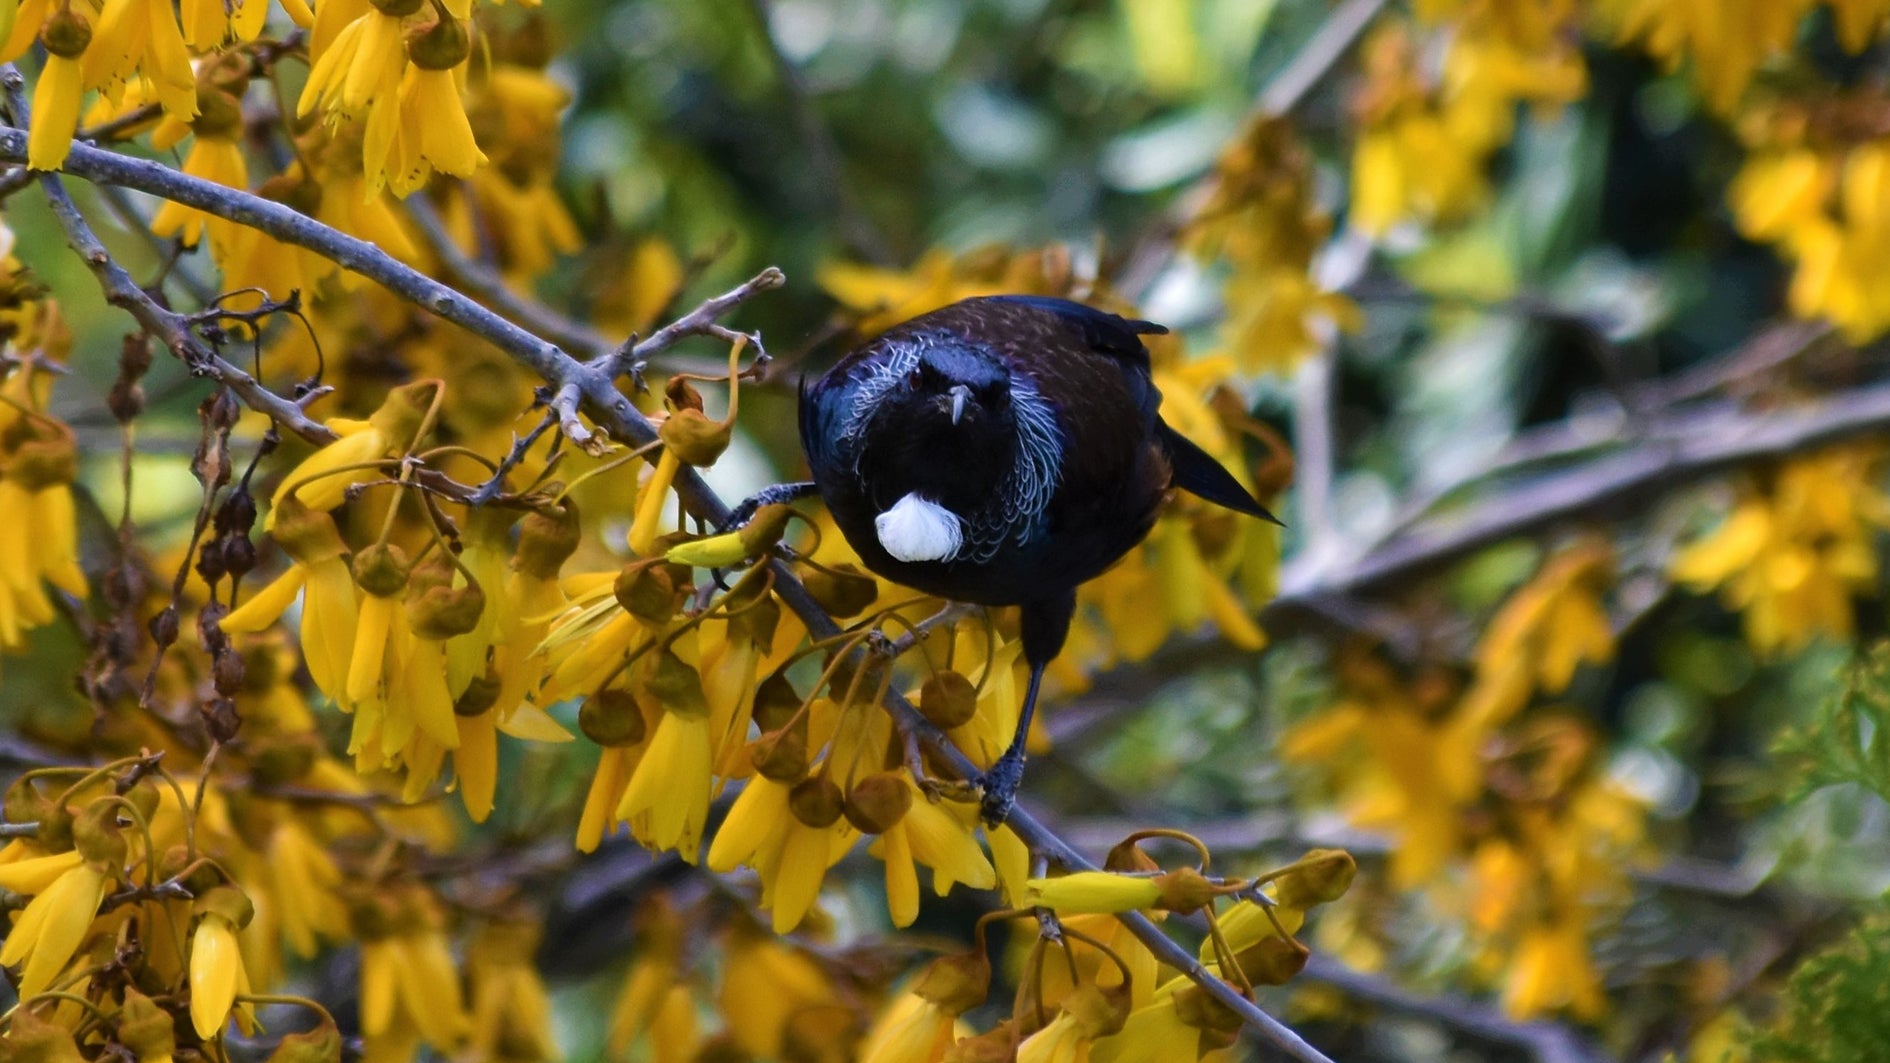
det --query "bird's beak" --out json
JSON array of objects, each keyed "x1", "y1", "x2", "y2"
[{"x1": 949, "y1": 384, "x2": 971, "y2": 425}]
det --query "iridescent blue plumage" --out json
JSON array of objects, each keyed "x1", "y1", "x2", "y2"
[{"x1": 783, "y1": 295, "x2": 1278, "y2": 820}]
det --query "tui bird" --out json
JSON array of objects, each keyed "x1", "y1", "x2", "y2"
[{"x1": 739, "y1": 295, "x2": 1278, "y2": 822}]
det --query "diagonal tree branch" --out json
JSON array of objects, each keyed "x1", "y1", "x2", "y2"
[
  {"x1": 0, "y1": 121, "x2": 1339, "y2": 1061},
  {"x1": 0, "y1": 75, "x2": 334, "y2": 447}
]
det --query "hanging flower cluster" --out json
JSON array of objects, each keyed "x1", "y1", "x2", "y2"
[
  {"x1": 0, "y1": 225, "x2": 84, "y2": 660},
  {"x1": 1347, "y1": 9, "x2": 1585, "y2": 238},
  {"x1": 1670, "y1": 444, "x2": 1890, "y2": 655},
  {"x1": 1183, "y1": 116, "x2": 1357, "y2": 375}
]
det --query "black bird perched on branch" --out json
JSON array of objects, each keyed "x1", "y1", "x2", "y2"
[{"x1": 739, "y1": 295, "x2": 1278, "y2": 822}]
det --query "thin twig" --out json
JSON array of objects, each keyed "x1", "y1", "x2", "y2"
[{"x1": 0, "y1": 73, "x2": 335, "y2": 447}]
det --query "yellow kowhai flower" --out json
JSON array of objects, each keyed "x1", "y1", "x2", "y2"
[
  {"x1": 0, "y1": 846, "x2": 84, "y2": 893},
  {"x1": 189, "y1": 887, "x2": 257, "y2": 1038},
  {"x1": 1025, "y1": 871, "x2": 1163, "y2": 916},
  {"x1": 26, "y1": 13, "x2": 93, "y2": 171},
  {"x1": 1183, "y1": 111, "x2": 1353, "y2": 373},
  {"x1": 860, "y1": 990, "x2": 963, "y2": 1063},
  {"x1": 264, "y1": 819, "x2": 348, "y2": 959},
  {"x1": 466, "y1": 919, "x2": 559, "y2": 1063},
  {"x1": 0, "y1": 857, "x2": 111, "y2": 996},
  {"x1": 177, "y1": 0, "x2": 270, "y2": 50},
  {"x1": 1671, "y1": 447, "x2": 1890, "y2": 654},
  {"x1": 1349, "y1": 20, "x2": 1584, "y2": 236},
  {"x1": 268, "y1": 379, "x2": 440, "y2": 522},
  {"x1": 607, "y1": 899, "x2": 691, "y2": 1059},
  {"x1": 0, "y1": 414, "x2": 87, "y2": 653},
  {"x1": 150, "y1": 94, "x2": 249, "y2": 264},
  {"x1": 1597, "y1": 0, "x2": 1813, "y2": 113},
  {"x1": 1500, "y1": 917, "x2": 1606, "y2": 1021},
  {"x1": 868, "y1": 774, "x2": 996, "y2": 927},
  {"x1": 220, "y1": 498, "x2": 359, "y2": 701},
  {"x1": 355, "y1": 890, "x2": 472, "y2": 1056},
  {"x1": 1018, "y1": 984, "x2": 1130, "y2": 1063},
  {"x1": 717, "y1": 929, "x2": 840, "y2": 1060},
  {"x1": 365, "y1": 58, "x2": 486, "y2": 197},
  {"x1": 1457, "y1": 540, "x2": 1614, "y2": 736},
  {"x1": 706, "y1": 770, "x2": 856, "y2": 933},
  {"x1": 298, "y1": 0, "x2": 407, "y2": 123},
  {"x1": 79, "y1": 0, "x2": 194, "y2": 119}
]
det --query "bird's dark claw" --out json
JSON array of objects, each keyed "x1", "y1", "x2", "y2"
[{"x1": 975, "y1": 750, "x2": 1028, "y2": 826}]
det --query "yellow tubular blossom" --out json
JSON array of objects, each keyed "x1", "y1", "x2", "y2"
[
  {"x1": 1671, "y1": 446, "x2": 1890, "y2": 653},
  {"x1": 0, "y1": 860, "x2": 110, "y2": 996}
]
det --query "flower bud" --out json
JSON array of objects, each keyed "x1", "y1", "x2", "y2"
[
  {"x1": 351, "y1": 542, "x2": 412, "y2": 598},
  {"x1": 1231, "y1": 933, "x2": 1309, "y2": 986},
  {"x1": 515, "y1": 500, "x2": 581, "y2": 580},
  {"x1": 646, "y1": 648, "x2": 708, "y2": 718},
  {"x1": 123, "y1": 778, "x2": 161, "y2": 824},
  {"x1": 3, "y1": 1009, "x2": 87, "y2": 1063},
  {"x1": 579, "y1": 688, "x2": 646, "y2": 747},
  {"x1": 72, "y1": 800, "x2": 127, "y2": 867},
  {"x1": 1153, "y1": 867, "x2": 1219, "y2": 914},
  {"x1": 4, "y1": 432, "x2": 77, "y2": 489},
  {"x1": 1024, "y1": 871, "x2": 1162, "y2": 914},
  {"x1": 799, "y1": 562, "x2": 877, "y2": 617},
  {"x1": 788, "y1": 776, "x2": 844, "y2": 828},
  {"x1": 750, "y1": 725, "x2": 808, "y2": 782},
  {"x1": 752, "y1": 672, "x2": 802, "y2": 732},
  {"x1": 40, "y1": 7, "x2": 91, "y2": 58},
  {"x1": 192, "y1": 86, "x2": 244, "y2": 138},
  {"x1": 194, "y1": 885, "x2": 255, "y2": 929},
  {"x1": 1065, "y1": 982, "x2": 1131, "y2": 1039},
  {"x1": 116, "y1": 988, "x2": 175, "y2": 1063},
  {"x1": 842, "y1": 772, "x2": 911, "y2": 834},
  {"x1": 406, "y1": 578, "x2": 486, "y2": 640},
  {"x1": 270, "y1": 497, "x2": 348, "y2": 564},
  {"x1": 919, "y1": 670, "x2": 978, "y2": 729},
  {"x1": 657, "y1": 409, "x2": 731, "y2": 467},
  {"x1": 408, "y1": 15, "x2": 471, "y2": 70},
  {"x1": 1271, "y1": 848, "x2": 1356, "y2": 909},
  {"x1": 614, "y1": 560, "x2": 677, "y2": 625},
  {"x1": 913, "y1": 949, "x2": 991, "y2": 1015},
  {"x1": 664, "y1": 532, "x2": 751, "y2": 569},
  {"x1": 1172, "y1": 983, "x2": 1245, "y2": 1034},
  {"x1": 454, "y1": 669, "x2": 501, "y2": 717},
  {"x1": 1103, "y1": 839, "x2": 1161, "y2": 874},
  {"x1": 367, "y1": 379, "x2": 440, "y2": 452}
]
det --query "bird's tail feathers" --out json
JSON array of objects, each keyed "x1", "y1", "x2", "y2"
[{"x1": 1159, "y1": 422, "x2": 1282, "y2": 524}]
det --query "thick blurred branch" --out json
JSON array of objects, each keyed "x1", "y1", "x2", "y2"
[{"x1": 1274, "y1": 373, "x2": 1890, "y2": 611}]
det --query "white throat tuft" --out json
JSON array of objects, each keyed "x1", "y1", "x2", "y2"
[{"x1": 875, "y1": 493, "x2": 963, "y2": 563}]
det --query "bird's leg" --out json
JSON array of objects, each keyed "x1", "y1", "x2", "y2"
[
  {"x1": 719, "y1": 481, "x2": 819, "y2": 532},
  {"x1": 977, "y1": 662, "x2": 1044, "y2": 825},
  {"x1": 975, "y1": 590, "x2": 1075, "y2": 825}
]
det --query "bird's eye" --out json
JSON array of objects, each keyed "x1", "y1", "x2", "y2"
[{"x1": 906, "y1": 367, "x2": 924, "y2": 389}]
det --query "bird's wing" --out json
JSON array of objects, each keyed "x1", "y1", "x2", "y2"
[
  {"x1": 975, "y1": 295, "x2": 1164, "y2": 421},
  {"x1": 1157, "y1": 420, "x2": 1280, "y2": 522}
]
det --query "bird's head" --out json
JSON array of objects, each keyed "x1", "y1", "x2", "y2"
[{"x1": 894, "y1": 342, "x2": 1012, "y2": 431}]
